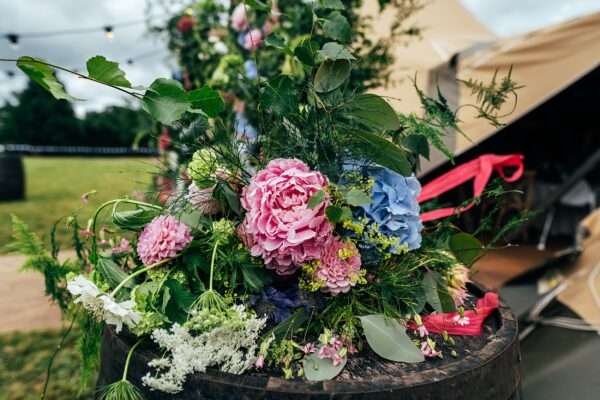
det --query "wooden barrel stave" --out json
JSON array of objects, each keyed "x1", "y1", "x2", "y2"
[{"x1": 0, "y1": 155, "x2": 25, "y2": 201}]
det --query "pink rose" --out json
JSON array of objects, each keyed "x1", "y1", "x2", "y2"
[
  {"x1": 240, "y1": 159, "x2": 333, "y2": 275},
  {"x1": 230, "y1": 3, "x2": 249, "y2": 32},
  {"x1": 243, "y1": 29, "x2": 263, "y2": 51}
]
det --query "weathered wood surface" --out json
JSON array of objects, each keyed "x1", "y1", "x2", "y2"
[{"x1": 97, "y1": 287, "x2": 521, "y2": 399}]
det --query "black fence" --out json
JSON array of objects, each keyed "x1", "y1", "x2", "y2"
[{"x1": 0, "y1": 144, "x2": 158, "y2": 157}]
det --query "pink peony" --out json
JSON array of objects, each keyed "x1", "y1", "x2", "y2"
[
  {"x1": 240, "y1": 158, "x2": 333, "y2": 275},
  {"x1": 316, "y1": 237, "x2": 362, "y2": 295},
  {"x1": 230, "y1": 3, "x2": 249, "y2": 32},
  {"x1": 186, "y1": 182, "x2": 221, "y2": 215},
  {"x1": 137, "y1": 215, "x2": 192, "y2": 266},
  {"x1": 243, "y1": 29, "x2": 263, "y2": 51}
]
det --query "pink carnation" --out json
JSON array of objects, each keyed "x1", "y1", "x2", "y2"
[
  {"x1": 230, "y1": 3, "x2": 249, "y2": 32},
  {"x1": 240, "y1": 158, "x2": 333, "y2": 275},
  {"x1": 243, "y1": 29, "x2": 263, "y2": 51},
  {"x1": 136, "y1": 215, "x2": 192, "y2": 266},
  {"x1": 316, "y1": 237, "x2": 362, "y2": 295}
]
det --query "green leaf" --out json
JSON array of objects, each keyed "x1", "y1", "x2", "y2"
[
  {"x1": 86, "y1": 55, "x2": 131, "y2": 88},
  {"x1": 302, "y1": 352, "x2": 347, "y2": 381},
  {"x1": 449, "y1": 232, "x2": 483, "y2": 266},
  {"x1": 422, "y1": 271, "x2": 455, "y2": 313},
  {"x1": 344, "y1": 189, "x2": 371, "y2": 206},
  {"x1": 323, "y1": 12, "x2": 351, "y2": 43},
  {"x1": 352, "y1": 131, "x2": 412, "y2": 176},
  {"x1": 112, "y1": 205, "x2": 160, "y2": 231},
  {"x1": 177, "y1": 209, "x2": 204, "y2": 230},
  {"x1": 241, "y1": 266, "x2": 273, "y2": 293},
  {"x1": 403, "y1": 134, "x2": 430, "y2": 160},
  {"x1": 261, "y1": 75, "x2": 298, "y2": 114},
  {"x1": 164, "y1": 279, "x2": 195, "y2": 324},
  {"x1": 267, "y1": 308, "x2": 309, "y2": 341},
  {"x1": 244, "y1": 0, "x2": 270, "y2": 11},
  {"x1": 307, "y1": 190, "x2": 325, "y2": 209},
  {"x1": 17, "y1": 56, "x2": 77, "y2": 101},
  {"x1": 317, "y1": 42, "x2": 355, "y2": 61},
  {"x1": 294, "y1": 38, "x2": 319, "y2": 66},
  {"x1": 142, "y1": 78, "x2": 191, "y2": 125},
  {"x1": 214, "y1": 181, "x2": 242, "y2": 216},
  {"x1": 314, "y1": 60, "x2": 351, "y2": 93},
  {"x1": 316, "y1": 0, "x2": 345, "y2": 10},
  {"x1": 96, "y1": 256, "x2": 132, "y2": 290},
  {"x1": 188, "y1": 85, "x2": 225, "y2": 118},
  {"x1": 265, "y1": 34, "x2": 288, "y2": 52},
  {"x1": 345, "y1": 94, "x2": 400, "y2": 131},
  {"x1": 325, "y1": 205, "x2": 352, "y2": 223},
  {"x1": 359, "y1": 314, "x2": 424, "y2": 363}
]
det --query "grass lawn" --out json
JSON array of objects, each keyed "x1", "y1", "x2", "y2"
[{"x1": 0, "y1": 157, "x2": 156, "y2": 251}]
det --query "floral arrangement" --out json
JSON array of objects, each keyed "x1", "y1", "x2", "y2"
[{"x1": 4, "y1": 1, "x2": 523, "y2": 399}]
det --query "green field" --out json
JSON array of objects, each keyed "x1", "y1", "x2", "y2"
[{"x1": 0, "y1": 157, "x2": 156, "y2": 250}]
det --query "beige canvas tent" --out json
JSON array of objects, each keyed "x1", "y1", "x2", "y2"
[{"x1": 364, "y1": 1, "x2": 600, "y2": 173}]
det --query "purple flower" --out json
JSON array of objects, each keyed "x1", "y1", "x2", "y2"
[
  {"x1": 260, "y1": 286, "x2": 302, "y2": 323},
  {"x1": 136, "y1": 216, "x2": 192, "y2": 265}
]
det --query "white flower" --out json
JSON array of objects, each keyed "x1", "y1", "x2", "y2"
[
  {"x1": 452, "y1": 314, "x2": 471, "y2": 326},
  {"x1": 100, "y1": 296, "x2": 142, "y2": 333},
  {"x1": 214, "y1": 41, "x2": 229, "y2": 54},
  {"x1": 67, "y1": 275, "x2": 141, "y2": 333}
]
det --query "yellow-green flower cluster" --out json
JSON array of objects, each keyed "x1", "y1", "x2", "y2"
[{"x1": 187, "y1": 149, "x2": 220, "y2": 188}]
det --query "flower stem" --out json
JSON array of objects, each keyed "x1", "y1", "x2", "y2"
[
  {"x1": 122, "y1": 339, "x2": 142, "y2": 382},
  {"x1": 209, "y1": 239, "x2": 220, "y2": 292},
  {"x1": 110, "y1": 257, "x2": 172, "y2": 298}
]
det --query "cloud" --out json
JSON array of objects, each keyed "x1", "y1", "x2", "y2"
[{"x1": 0, "y1": 0, "x2": 173, "y2": 115}]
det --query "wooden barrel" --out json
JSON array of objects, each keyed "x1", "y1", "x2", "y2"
[
  {"x1": 97, "y1": 287, "x2": 521, "y2": 400},
  {"x1": 0, "y1": 154, "x2": 25, "y2": 201}
]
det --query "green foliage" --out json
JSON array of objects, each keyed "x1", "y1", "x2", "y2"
[
  {"x1": 302, "y1": 352, "x2": 346, "y2": 381},
  {"x1": 17, "y1": 56, "x2": 76, "y2": 101},
  {"x1": 422, "y1": 271, "x2": 455, "y2": 313},
  {"x1": 78, "y1": 313, "x2": 103, "y2": 391},
  {"x1": 86, "y1": 56, "x2": 132, "y2": 88},
  {"x1": 96, "y1": 256, "x2": 132, "y2": 292},
  {"x1": 112, "y1": 204, "x2": 161, "y2": 231},
  {"x1": 343, "y1": 93, "x2": 400, "y2": 131},
  {"x1": 359, "y1": 314, "x2": 424, "y2": 362},
  {"x1": 448, "y1": 233, "x2": 483, "y2": 267},
  {"x1": 314, "y1": 59, "x2": 352, "y2": 93},
  {"x1": 322, "y1": 12, "x2": 352, "y2": 43},
  {"x1": 142, "y1": 78, "x2": 191, "y2": 125},
  {"x1": 98, "y1": 380, "x2": 144, "y2": 400},
  {"x1": 189, "y1": 85, "x2": 225, "y2": 117}
]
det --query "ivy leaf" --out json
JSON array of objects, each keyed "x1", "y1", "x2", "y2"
[
  {"x1": 351, "y1": 131, "x2": 412, "y2": 176},
  {"x1": 314, "y1": 60, "x2": 351, "y2": 93},
  {"x1": 86, "y1": 55, "x2": 131, "y2": 88},
  {"x1": 96, "y1": 256, "x2": 132, "y2": 290},
  {"x1": 317, "y1": 42, "x2": 355, "y2": 61},
  {"x1": 188, "y1": 85, "x2": 224, "y2": 117},
  {"x1": 344, "y1": 94, "x2": 400, "y2": 131},
  {"x1": 241, "y1": 266, "x2": 273, "y2": 293},
  {"x1": 142, "y1": 78, "x2": 191, "y2": 125},
  {"x1": 422, "y1": 271, "x2": 455, "y2": 313},
  {"x1": 307, "y1": 190, "x2": 325, "y2": 209},
  {"x1": 403, "y1": 134, "x2": 430, "y2": 160},
  {"x1": 344, "y1": 189, "x2": 371, "y2": 206},
  {"x1": 302, "y1": 352, "x2": 347, "y2": 381},
  {"x1": 449, "y1": 232, "x2": 483, "y2": 266},
  {"x1": 325, "y1": 205, "x2": 352, "y2": 223},
  {"x1": 316, "y1": 0, "x2": 345, "y2": 10},
  {"x1": 323, "y1": 12, "x2": 351, "y2": 43},
  {"x1": 17, "y1": 56, "x2": 78, "y2": 101},
  {"x1": 359, "y1": 314, "x2": 424, "y2": 363}
]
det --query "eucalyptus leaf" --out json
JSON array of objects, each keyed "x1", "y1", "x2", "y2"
[
  {"x1": 351, "y1": 131, "x2": 412, "y2": 176},
  {"x1": 86, "y1": 55, "x2": 131, "y2": 88},
  {"x1": 17, "y1": 56, "x2": 77, "y2": 101},
  {"x1": 142, "y1": 78, "x2": 191, "y2": 125},
  {"x1": 359, "y1": 314, "x2": 424, "y2": 363},
  {"x1": 323, "y1": 12, "x2": 351, "y2": 43},
  {"x1": 307, "y1": 190, "x2": 325, "y2": 209},
  {"x1": 314, "y1": 59, "x2": 351, "y2": 93},
  {"x1": 344, "y1": 94, "x2": 400, "y2": 131},
  {"x1": 344, "y1": 189, "x2": 371, "y2": 206},
  {"x1": 302, "y1": 352, "x2": 347, "y2": 381},
  {"x1": 317, "y1": 42, "x2": 355, "y2": 61},
  {"x1": 188, "y1": 85, "x2": 224, "y2": 117},
  {"x1": 449, "y1": 232, "x2": 483, "y2": 266}
]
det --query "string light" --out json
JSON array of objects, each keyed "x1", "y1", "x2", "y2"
[
  {"x1": 6, "y1": 33, "x2": 19, "y2": 50},
  {"x1": 104, "y1": 26, "x2": 114, "y2": 40}
]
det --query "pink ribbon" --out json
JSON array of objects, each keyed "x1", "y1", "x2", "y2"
[{"x1": 418, "y1": 154, "x2": 525, "y2": 222}]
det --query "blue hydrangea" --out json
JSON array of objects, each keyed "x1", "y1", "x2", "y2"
[
  {"x1": 361, "y1": 167, "x2": 422, "y2": 252},
  {"x1": 244, "y1": 60, "x2": 258, "y2": 80},
  {"x1": 234, "y1": 112, "x2": 258, "y2": 142}
]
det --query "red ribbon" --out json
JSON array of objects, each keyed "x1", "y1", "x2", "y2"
[
  {"x1": 418, "y1": 154, "x2": 524, "y2": 222},
  {"x1": 410, "y1": 292, "x2": 499, "y2": 336}
]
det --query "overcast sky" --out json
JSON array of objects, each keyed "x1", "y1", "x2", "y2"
[{"x1": 2, "y1": 0, "x2": 600, "y2": 115}]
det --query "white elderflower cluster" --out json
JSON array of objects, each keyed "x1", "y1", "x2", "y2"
[
  {"x1": 67, "y1": 275, "x2": 140, "y2": 333},
  {"x1": 142, "y1": 305, "x2": 266, "y2": 393}
]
